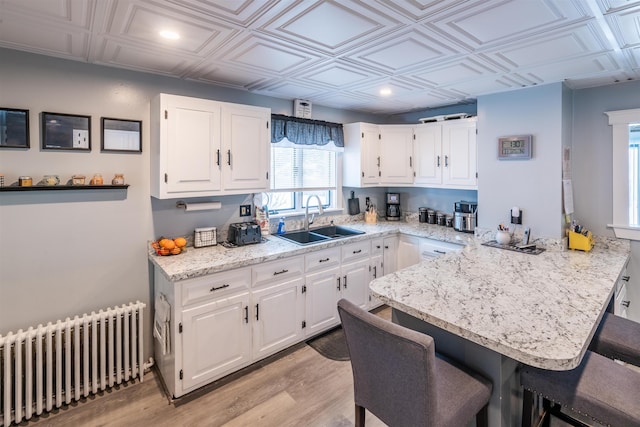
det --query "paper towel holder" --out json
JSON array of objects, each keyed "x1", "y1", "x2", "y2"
[{"x1": 176, "y1": 201, "x2": 222, "y2": 211}]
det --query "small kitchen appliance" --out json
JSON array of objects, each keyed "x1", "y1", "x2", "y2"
[
  {"x1": 453, "y1": 201, "x2": 478, "y2": 233},
  {"x1": 385, "y1": 192, "x2": 401, "y2": 221},
  {"x1": 227, "y1": 221, "x2": 262, "y2": 246},
  {"x1": 194, "y1": 227, "x2": 217, "y2": 248}
]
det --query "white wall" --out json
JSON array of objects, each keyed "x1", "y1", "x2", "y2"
[
  {"x1": 477, "y1": 83, "x2": 565, "y2": 238},
  {"x1": 0, "y1": 48, "x2": 380, "y2": 348}
]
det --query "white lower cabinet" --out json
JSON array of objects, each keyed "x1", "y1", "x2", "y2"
[
  {"x1": 181, "y1": 291, "x2": 252, "y2": 391},
  {"x1": 397, "y1": 235, "x2": 421, "y2": 270},
  {"x1": 252, "y1": 277, "x2": 304, "y2": 359},
  {"x1": 155, "y1": 234, "x2": 408, "y2": 398}
]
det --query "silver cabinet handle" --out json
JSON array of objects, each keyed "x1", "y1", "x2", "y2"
[
  {"x1": 337, "y1": 277, "x2": 341, "y2": 290},
  {"x1": 622, "y1": 275, "x2": 630, "y2": 282},
  {"x1": 373, "y1": 266, "x2": 377, "y2": 278},
  {"x1": 227, "y1": 149, "x2": 231, "y2": 166},
  {"x1": 437, "y1": 155, "x2": 440, "y2": 167},
  {"x1": 622, "y1": 300, "x2": 631, "y2": 308},
  {"x1": 445, "y1": 155, "x2": 449, "y2": 167},
  {"x1": 210, "y1": 284, "x2": 230, "y2": 292},
  {"x1": 273, "y1": 269, "x2": 289, "y2": 275},
  {"x1": 343, "y1": 275, "x2": 347, "y2": 289}
]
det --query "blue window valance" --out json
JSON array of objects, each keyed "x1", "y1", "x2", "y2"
[{"x1": 271, "y1": 114, "x2": 344, "y2": 147}]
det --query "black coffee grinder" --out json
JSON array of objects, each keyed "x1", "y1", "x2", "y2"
[{"x1": 385, "y1": 192, "x2": 401, "y2": 221}]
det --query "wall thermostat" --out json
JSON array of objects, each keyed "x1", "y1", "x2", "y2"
[
  {"x1": 294, "y1": 99, "x2": 312, "y2": 118},
  {"x1": 498, "y1": 135, "x2": 532, "y2": 160}
]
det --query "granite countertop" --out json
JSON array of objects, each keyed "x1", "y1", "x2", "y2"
[
  {"x1": 148, "y1": 220, "x2": 475, "y2": 282},
  {"x1": 369, "y1": 237, "x2": 630, "y2": 370}
]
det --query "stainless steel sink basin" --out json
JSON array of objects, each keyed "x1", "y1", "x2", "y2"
[{"x1": 274, "y1": 225, "x2": 364, "y2": 245}]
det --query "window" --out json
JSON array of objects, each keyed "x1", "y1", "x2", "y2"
[
  {"x1": 606, "y1": 108, "x2": 640, "y2": 239},
  {"x1": 267, "y1": 142, "x2": 339, "y2": 214}
]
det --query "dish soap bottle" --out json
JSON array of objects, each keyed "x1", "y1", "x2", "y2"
[{"x1": 277, "y1": 218, "x2": 286, "y2": 235}]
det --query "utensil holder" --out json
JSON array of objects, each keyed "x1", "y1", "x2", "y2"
[
  {"x1": 365, "y1": 211, "x2": 377, "y2": 224},
  {"x1": 568, "y1": 230, "x2": 593, "y2": 252}
]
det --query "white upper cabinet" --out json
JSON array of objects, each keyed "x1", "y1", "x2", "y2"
[
  {"x1": 442, "y1": 119, "x2": 477, "y2": 188},
  {"x1": 151, "y1": 93, "x2": 270, "y2": 199},
  {"x1": 379, "y1": 125, "x2": 414, "y2": 185},
  {"x1": 414, "y1": 118, "x2": 477, "y2": 189},
  {"x1": 343, "y1": 122, "x2": 380, "y2": 187},
  {"x1": 344, "y1": 119, "x2": 476, "y2": 189},
  {"x1": 221, "y1": 103, "x2": 270, "y2": 192}
]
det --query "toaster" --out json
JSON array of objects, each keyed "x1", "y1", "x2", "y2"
[{"x1": 227, "y1": 222, "x2": 262, "y2": 246}]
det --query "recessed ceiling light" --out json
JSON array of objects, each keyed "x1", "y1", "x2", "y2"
[
  {"x1": 379, "y1": 87, "x2": 392, "y2": 96},
  {"x1": 160, "y1": 30, "x2": 180, "y2": 40}
]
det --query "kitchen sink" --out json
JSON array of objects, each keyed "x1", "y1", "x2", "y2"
[
  {"x1": 274, "y1": 225, "x2": 364, "y2": 246},
  {"x1": 310, "y1": 225, "x2": 365, "y2": 238}
]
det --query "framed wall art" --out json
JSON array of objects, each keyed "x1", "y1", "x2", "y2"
[
  {"x1": 42, "y1": 112, "x2": 91, "y2": 151},
  {"x1": 0, "y1": 107, "x2": 30, "y2": 148},
  {"x1": 101, "y1": 117, "x2": 142, "y2": 153}
]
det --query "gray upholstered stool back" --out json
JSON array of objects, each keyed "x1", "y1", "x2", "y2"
[
  {"x1": 589, "y1": 312, "x2": 640, "y2": 366},
  {"x1": 520, "y1": 350, "x2": 640, "y2": 427},
  {"x1": 337, "y1": 299, "x2": 492, "y2": 427}
]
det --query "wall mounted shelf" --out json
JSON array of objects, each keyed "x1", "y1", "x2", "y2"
[{"x1": 0, "y1": 185, "x2": 129, "y2": 192}]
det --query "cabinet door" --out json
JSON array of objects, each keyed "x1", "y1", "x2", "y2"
[
  {"x1": 397, "y1": 235, "x2": 420, "y2": 270},
  {"x1": 414, "y1": 123, "x2": 442, "y2": 185},
  {"x1": 221, "y1": 103, "x2": 270, "y2": 192},
  {"x1": 442, "y1": 120, "x2": 477, "y2": 188},
  {"x1": 181, "y1": 292, "x2": 251, "y2": 391},
  {"x1": 341, "y1": 258, "x2": 370, "y2": 309},
  {"x1": 379, "y1": 125, "x2": 414, "y2": 184},
  {"x1": 383, "y1": 236, "x2": 398, "y2": 275},
  {"x1": 165, "y1": 95, "x2": 221, "y2": 195},
  {"x1": 361, "y1": 124, "x2": 381, "y2": 185},
  {"x1": 252, "y1": 278, "x2": 304, "y2": 359},
  {"x1": 305, "y1": 266, "x2": 341, "y2": 336}
]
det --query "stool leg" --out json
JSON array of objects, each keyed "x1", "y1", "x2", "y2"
[
  {"x1": 355, "y1": 404, "x2": 365, "y2": 427},
  {"x1": 476, "y1": 404, "x2": 489, "y2": 427},
  {"x1": 541, "y1": 398, "x2": 552, "y2": 427},
  {"x1": 522, "y1": 389, "x2": 534, "y2": 427}
]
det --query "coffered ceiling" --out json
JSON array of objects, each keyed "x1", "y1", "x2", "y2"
[{"x1": 1, "y1": 0, "x2": 640, "y2": 114}]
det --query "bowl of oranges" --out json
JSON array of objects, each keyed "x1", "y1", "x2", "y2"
[{"x1": 152, "y1": 237, "x2": 187, "y2": 256}]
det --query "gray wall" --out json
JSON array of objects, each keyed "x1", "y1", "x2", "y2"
[
  {"x1": 477, "y1": 83, "x2": 565, "y2": 238},
  {"x1": 0, "y1": 48, "x2": 380, "y2": 342}
]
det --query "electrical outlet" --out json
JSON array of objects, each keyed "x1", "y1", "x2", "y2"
[
  {"x1": 73, "y1": 129, "x2": 89, "y2": 149},
  {"x1": 239, "y1": 205, "x2": 251, "y2": 217}
]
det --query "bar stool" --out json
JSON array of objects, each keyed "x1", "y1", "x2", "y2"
[
  {"x1": 520, "y1": 350, "x2": 640, "y2": 427},
  {"x1": 589, "y1": 312, "x2": 640, "y2": 366},
  {"x1": 337, "y1": 299, "x2": 492, "y2": 427}
]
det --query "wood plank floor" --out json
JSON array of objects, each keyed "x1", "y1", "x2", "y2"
[
  {"x1": 19, "y1": 309, "x2": 391, "y2": 427},
  {"x1": 17, "y1": 305, "x2": 578, "y2": 427}
]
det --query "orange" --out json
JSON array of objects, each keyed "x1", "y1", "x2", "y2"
[
  {"x1": 160, "y1": 239, "x2": 175, "y2": 250},
  {"x1": 158, "y1": 248, "x2": 170, "y2": 256},
  {"x1": 170, "y1": 247, "x2": 181, "y2": 255},
  {"x1": 174, "y1": 237, "x2": 187, "y2": 248}
]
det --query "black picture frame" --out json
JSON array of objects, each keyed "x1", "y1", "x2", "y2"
[
  {"x1": 42, "y1": 112, "x2": 91, "y2": 151},
  {"x1": 0, "y1": 107, "x2": 30, "y2": 149},
  {"x1": 101, "y1": 117, "x2": 142, "y2": 153}
]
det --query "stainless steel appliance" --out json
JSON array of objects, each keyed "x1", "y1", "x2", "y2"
[
  {"x1": 453, "y1": 201, "x2": 477, "y2": 233},
  {"x1": 227, "y1": 221, "x2": 262, "y2": 246},
  {"x1": 386, "y1": 192, "x2": 401, "y2": 221}
]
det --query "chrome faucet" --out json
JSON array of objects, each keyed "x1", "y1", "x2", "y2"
[{"x1": 304, "y1": 195, "x2": 324, "y2": 231}]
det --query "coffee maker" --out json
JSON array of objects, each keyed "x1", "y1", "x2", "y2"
[{"x1": 386, "y1": 192, "x2": 401, "y2": 221}]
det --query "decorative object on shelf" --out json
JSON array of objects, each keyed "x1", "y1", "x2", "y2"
[
  {"x1": 0, "y1": 108, "x2": 29, "y2": 148},
  {"x1": 41, "y1": 175, "x2": 60, "y2": 186},
  {"x1": 0, "y1": 174, "x2": 4, "y2": 187},
  {"x1": 42, "y1": 112, "x2": 91, "y2": 151},
  {"x1": 498, "y1": 135, "x2": 532, "y2": 160},
  {"x1": 18, "y1": 176, "x2": 32, "y2": 187},
  {"x1": 112, "y1": 173, "x2": 125, "y2": 185},
  {"x1": 496, "y1": 227, "x2": 512, "y2": 245},
  {"x1": 0, "y1": 184, "x2": 128, "y2": 192},
  {"x1": 72, "y1": 175, "x2": 86, "y2": 185},
  {"x1": 418, "y1": 113, "x2": 470, "y2": 123},
  {"x1": 293, "y1": 99, "x2": 312, "y2": 118},
  {"x1": 90, "y1": 173, "x2": 103, "y2": 185},
  {"x1": 101, "y1": 117, "x2": 142, "y2": 153}
]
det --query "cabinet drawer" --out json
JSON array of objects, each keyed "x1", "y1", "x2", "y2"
[
  {"x1": 252, "y1": 256, "x2": 303, "y2": 288},
  {"x1": 370, "y1": 238, "x2": 384, "y2": 256},
  {"x1": 342, "y1": 240, "x2": 371, "y2": 263},
  {"x1": 305, "y1": 247, "x2": 340, "y2": 273},
  {"x1": 181, "y1": 268, "x2": 250, "y2": 306}
]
